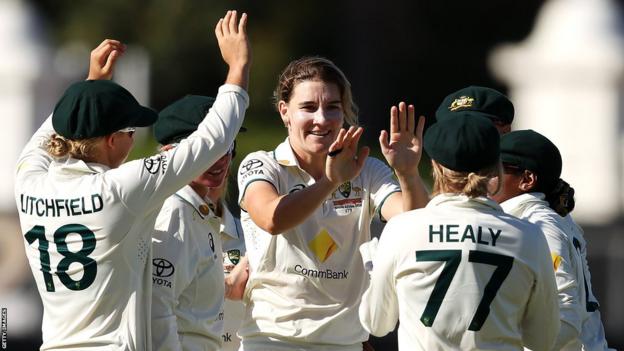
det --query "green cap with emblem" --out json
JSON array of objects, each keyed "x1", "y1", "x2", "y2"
[
  {"x1": 154, "y1": 95, "x2": 216, "y2": 145},
  {"x1": 500, "y1": 130, "x2": 562, "y2": 193},
  {"x1": 424, "y1": 115, "x2": 500, "y2": 172},
  {"x1": 52, "y1": 80, "x2": 157, "y2": 139},
  {"x1": 435, "y1": 86, "x2": 514, "y2": 125}
]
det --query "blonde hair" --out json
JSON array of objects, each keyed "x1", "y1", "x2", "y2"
[
  {"x1": 431, "y1": 160, "x2": 502, "y2": 198},
  {"x1": 273, "y1": 56, "x2": 359, "y2": 127},
  {"x1": 46, "y1": 134, "x2": 103, "y2": 161}
]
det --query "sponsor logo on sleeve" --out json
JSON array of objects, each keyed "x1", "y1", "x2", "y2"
[
  {"x1": 239, "y1": 159, "x2": 263, "y2": 174},
  {"x1": 144, "y1": 154, "x2": 168, "y2": 175},
  {"x1": 239, "y1": 159, "x2": 265, "y2": 181}
]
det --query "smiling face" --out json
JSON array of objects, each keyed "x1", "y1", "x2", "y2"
[
  {"x1": 191, "y1": 151, "x2": 232, "y2": 189},
  {"x1": 279, "y1": 80, "x2": 344, "y2": 158}
]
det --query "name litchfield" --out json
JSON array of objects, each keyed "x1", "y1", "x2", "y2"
[
  {"x1": 20, "y1": 194, "x2": 104, "y2": 217},
  {"x1": 429, "y1": 224, "x2": 502, "y2": 246}
]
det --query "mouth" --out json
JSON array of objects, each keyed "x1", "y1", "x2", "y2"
[
  {"x1": 307, "y1": 130, "x2": 331, "y2": 137},
  {"x1": 207, "y1": 168, "x2": 225, "y2": 176}
]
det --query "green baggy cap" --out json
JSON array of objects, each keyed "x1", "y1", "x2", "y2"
[
  {"x1": 436, "y1": 86, "x2": 514, "y2": 125},
  {"x1": 424, "y1": 115, "x2": 500, "y2": 172},
  {"x1": 500, "y1": 130, "x2": 562, "y2": 192},
  {"x1": 52, "y1": 80, "x2": 157, "y2": 139},
  {"x1": 154, "y1": 95, "x2": 216, "y2": 145}
]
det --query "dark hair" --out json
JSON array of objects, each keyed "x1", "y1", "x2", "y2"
[
  {"x1": 273, "y1": 56, "x2": 359, "y2": 126},
  {"x1": 545, "y1": 178, "x2": 575, "y2": 216}
]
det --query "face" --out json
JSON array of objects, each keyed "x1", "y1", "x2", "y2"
[
  {"x1": 490, "y1": 165, "x2": 524, "y2": 203},
  {"x1": 191, "y1": 151, "x2": 232, "y2": 190},
  {"x1": 279, "y1": 80, "x2": 344, "y2": 157}
]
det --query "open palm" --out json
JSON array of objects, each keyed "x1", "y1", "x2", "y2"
[{"x1": 379, "y1": 102, "x2": 425, "y2": 177}]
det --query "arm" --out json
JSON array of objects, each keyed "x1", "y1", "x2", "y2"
[
  {"x1": 378, "y1": 102, "x2": 429, "y2": 221},
  {"x1": 241, "y1": 127, "x2": 369, "y2": 234},
  {"x1": 15, "y1": 39, "x2": 125, "y2": 183},
  {"x1": 359, "y1": 219, "x2": 400, "y2": 336},
  {"x1": 111, "y1": 12, "x2": 250, "y2": 213},
  {"x1": 522, "y1": 226, "x2": 561, "y2": 350},
  {"x1": 536, "y1": 218, "x2": 583, "y2": 349}
]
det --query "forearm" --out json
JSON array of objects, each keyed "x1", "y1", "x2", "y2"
[
  {"x1": 256, "y1": 178, "x2": 337, "y2": 234},
  {"x1": 395, "y1": 171, "x2": 429, "y2": 211},
  {"x1": 225, "y1": 63, "x2": 250, "y2": 90}
]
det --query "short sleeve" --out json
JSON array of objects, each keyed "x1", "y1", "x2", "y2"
[
  {"x1": 363, "y1": 157, "x2": 401, "y2": 217},
  {"x1": 237, "y1": 151, "x2": 281, "y2": 206}
]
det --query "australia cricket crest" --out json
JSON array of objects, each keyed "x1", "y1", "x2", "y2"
[
  {"x1": 227, "y1": 249, "x2": 241, "y2": 265},
  {"x1": 338, "y1": 181, "x2": 351, "y2": 198}
]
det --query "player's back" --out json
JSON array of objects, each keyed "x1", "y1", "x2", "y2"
[
  {"x1": 17, "y1": 159, "x2": 157, "y2": 350},
  {"x1": 382, "y1": 195, "x2": 559, "y2": 350}
]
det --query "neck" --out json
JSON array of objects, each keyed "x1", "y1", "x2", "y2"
[
  {"x1": 190, "y1": 183, "x2": 209, "y2": 199},
  {"x1": 290, "y1": 144, "x2": 326, "y2": 180}
]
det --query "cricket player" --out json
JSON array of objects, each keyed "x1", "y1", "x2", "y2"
[
  {"x1": 492, "y1": 130, "x2": 614, "y2": 351},
  {"x1": 150, "y1": 96, "x2": 249, "y2": 350},
  {"x1": 237, "y1": 56, "x2": 428, "y2": 350},
  {"x1": 359, "y1": 116, "x2": 560, "y2": 350},
  {"x1": 15, "y1": 10, "x2": 249, "y2": 350}
]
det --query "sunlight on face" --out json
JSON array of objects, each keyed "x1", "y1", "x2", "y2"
[{"x1": 281, "y1": 80, "x2": 344, "y2": 157}]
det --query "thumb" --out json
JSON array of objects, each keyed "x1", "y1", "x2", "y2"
[{"x1": 379, "y1": 130, "x2": 390, "y2": 153}]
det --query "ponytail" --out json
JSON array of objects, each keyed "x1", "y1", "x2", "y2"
[{"x1": 546, "y1": 178, "x2": 575, "y2": 216}]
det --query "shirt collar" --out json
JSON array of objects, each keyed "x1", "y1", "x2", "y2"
[
  {"x1": 500, "y1": 192, "x2": 546, "y2": 215},
  {"x1": 220, "y1": 203, "x2": 240, "y2": 239},
  {"x1": 175, "y1": 185, "x2": 215, "y2": 219},
  {"x1": 51, "y1": 157, "x2": 110, "y2": 176},
  {"x1": 273, "y1": 137, "x2": 301, "y2": 168},
  {"x1": 426, "y1": 193, "x2": 503, "y2": 212}
]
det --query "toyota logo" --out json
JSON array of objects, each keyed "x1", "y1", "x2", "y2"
[
  {"x1": 152, "y1": 258, "x2": 175, "y2": 277},
  {"x1": 239, "y1": 159, "x2": 263, "y2": 174}
]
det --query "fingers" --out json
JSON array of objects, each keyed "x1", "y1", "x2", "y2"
[
  {"x1": 390, "y1": 106, "x2": 399, "y2": 134},
  {"x1": 229, "y1": 10, "x2": 238, "y2": 34},
  {"x1": 415, "y1": 115, "x2": 426, "y2": 140},
  {"x1": 328, "y1": 128, "x2": 347, "y2": 155},
  {"x1": 215, "y1": 18, "x2": 223, "y2": 38},
  {"x1": 102, "y1": 49, "x2": 120, "y2": 74},
  {"x1": 398, "y1": 102, "x2": 407, "y2": 132},
  {"x1": 238, "y1": 13, "x2": 248, "y2": 34},
  {"x1": 379, "y1": 129, "x2": 390, "y2": 153},
  {"x1": 407, "y1": 104, "x2": 415, "y2": 133},
  {"x1": 221, "y1": 11, "x2": 232, "y2": 36}
]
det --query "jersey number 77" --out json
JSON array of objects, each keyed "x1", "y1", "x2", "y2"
[
  {"x1": 25, "y1": 224, "x2": 97, "y2": 292},
  {"x1": 416, "y1": 250, "x2": 514, "y2": 331}
]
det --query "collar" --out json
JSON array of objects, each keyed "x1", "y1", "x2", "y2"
[
  {"x1": 426, "y1": 193, "x2": 503, "y2": 212},
  {"x1": 174, "y1": 185, "x2": 216, "y2": 220},
  {"x1": 500, "y1": 192, "x2": 547, "y2": 215},
  {"x1": 51, "y1": 157, "x2": 110, "y2": 176},
  {"x1": 273, "y1": 137, "x2": 301, "y2": 167},
  {"x1": 220, "y1": 203, "x2": 241, "y2": 239}
]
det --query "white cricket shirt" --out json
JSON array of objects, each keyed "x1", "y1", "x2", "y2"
[
  {"x1": 220, "y1": 204, "x2": 246, "y2": 351},
  {"x1": 237, "y1": 138, "x2": 400, "y2": 350},
  {"x1": 360, "y1": 194, "x2": 560, "y2": 351},
  {"x1": 151, "y1": 185, "x2": 225, "y2": 351},
  {"x1": 15, "y1": 84, "x2": 248, "y2": 350},
  {"x1": 501, "y1": 193, "x2": 612, "y2": 351}
]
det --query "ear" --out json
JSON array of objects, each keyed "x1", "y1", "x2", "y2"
[
  {"x1": 520, "y1": 171, "x2": 538, "y2": 191},
  {"x1": 278, "y1": 100, "x2": 289, "y2": 128},
  {"x1": 104, "y1": 133, "x2": 116, "y2": 149}
]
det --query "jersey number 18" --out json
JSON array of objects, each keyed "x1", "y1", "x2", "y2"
[{"x1": 25, "y1": 224, "x2": 97, "y2": 292}]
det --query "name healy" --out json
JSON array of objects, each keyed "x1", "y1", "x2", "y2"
[{"x1": 428, "y1": 224, "x2": 502, "y2": 246}]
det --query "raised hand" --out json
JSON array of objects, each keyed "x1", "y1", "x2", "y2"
[
  {"x1": 379, "y1": 102, "x2": 425, "y2": 177},
  {"x1": 325, "y1": 126, "x2": 370, "y2": 186},
  {"x1": 87, "y1": 39, "x2": 126, "y2": 81},
  {"x1": 215, "y1": 10, "x2": 251, "y2": 88}
]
